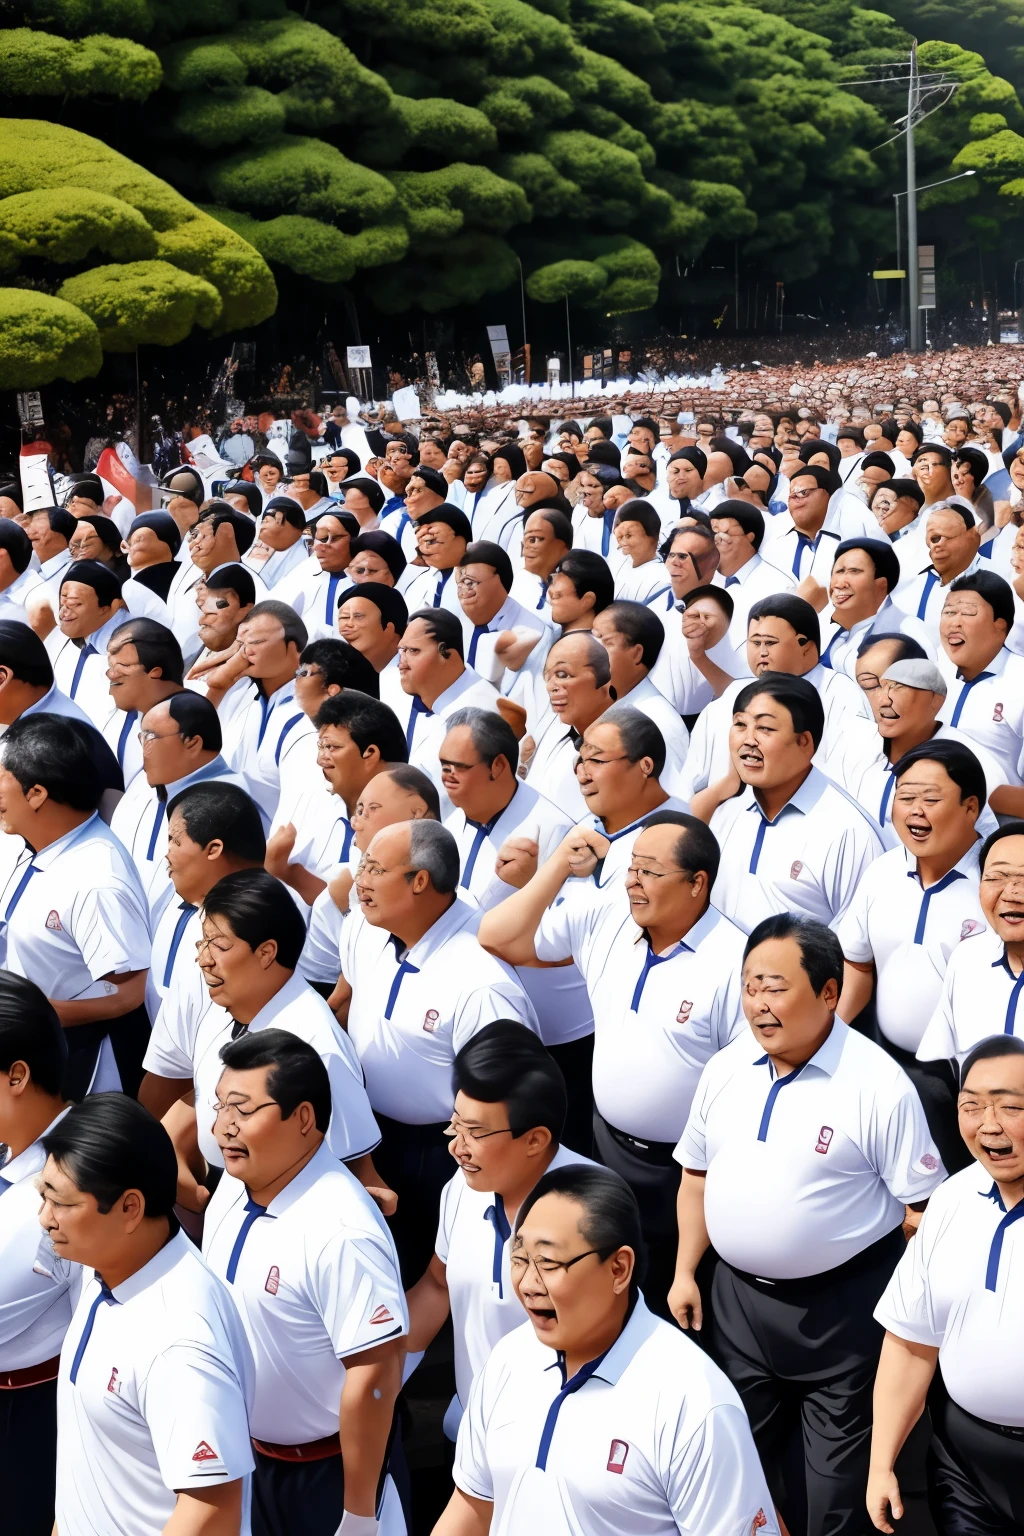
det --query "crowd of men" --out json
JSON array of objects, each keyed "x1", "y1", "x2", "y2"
[{"x1": 1, "y1": 383, "x2": 1024, "y2": 1536}]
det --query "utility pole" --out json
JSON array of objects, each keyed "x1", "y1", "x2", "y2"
[{"x1": 907, "y1": 41, "x2": 921, "y2": 351}]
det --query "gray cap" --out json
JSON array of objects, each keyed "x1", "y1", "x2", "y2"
[{"x1": 882, "y1": 658, "x2": 947, "y2": 695}]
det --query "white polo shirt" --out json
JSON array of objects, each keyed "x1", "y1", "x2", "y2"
[
  {"x1": 714, "y1": 554, "x2": 796, "y2": 663},
  {"x1": 762, "y1": 502, "x2": 877, "y2": 584},
  {"x1": 298, "y1": 884, "x2": 348, "y2": 987},
  {"x1": 56, "y1": 1231, "x2": 254, "y2": 1536},
  {"x1": 917, "y1": 925, "x2": 1024, "y2": 1064},
  {"x1": 571, "y1": 505, "x2": 629, "y2": 576},
  {"x1": 340, "y1": 899, "x2": 538, "y2": 1124},
  {"x1": 379, "y1": 665, "x2": 498, "y2": 775},
  {"x1": 874, "y1": 1162, "x2": 1024, "y2": 1427},
  {"x1": 0, "y1": 1109, "x2": 78, "y2": 1371},
  {"x1": 48, "y1": 612, "x2": 124, "y2": 730},
  {"x1": 708, "y1": 767, "x2": 883, "y2": 935},
  {"x1": 615, "y1": 558, "x2": 672, "y2": 607},
  {"x1": 676, "y1": 664, "x2": 872, "y2": 799},
  {"x1": 445, "y1": 784, "x2": 592, "y2": 1047},
  {"x1": 612, "y1": 677, "x2": 690, "y2": 784},
  {"x1": 521, "y1": 714, "x2": 587, "y2": 820},
  {"x1": 145, "y1": 896, "x2": 202, "y2": 1023},
  {"x1": 834, "y1": 842, "x2": 986, "y2": 1052},
  {"x1": 276, "y1": 562, "x2": 354, "y2": 637},
  {"x1": 846, "y1": 726, "x2": 1003, "y2": 851},
  {"x1": 936, "y1": 647, "x2": 1024, "y2": 789},
  {"x1": 203, "y1": 1143, "x2": 407, "y2": 1443},
  {"x1": 676, "y1": 1022, "x2": 945, "y2": 1280},
  {"x1": 142, "y1": 969, "x2": 380, "y2": 1167},
  {"x1": 0, "y1": 814, "x2": 151, "y2": 1003},
  {"x1": 456, "y1": 592, "x2": 548, "y2": 677},
  {"x1": 228, "y1": 680, "x2": 313, "y2": 822},
  {"x1": 437, "y1": 1142, "x2": 596, "y2": 1431},
  {"x1": 536, "y1": 893, "x2": 746, "y2": 1141},
  {"x1": 277, "y1": 779, "x2": 354, "y2": 887},
  {"x1": 455, "y1": 1299, "x2": 778, "y2": 1536}
]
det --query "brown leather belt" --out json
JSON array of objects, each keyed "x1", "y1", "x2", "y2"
[
  {"x1": 251, "y1": 1433, "x2": 341, "y2": 1462},
  {"x1": 0, "y1": 1355, "x2": 61, "y2": 1389}
]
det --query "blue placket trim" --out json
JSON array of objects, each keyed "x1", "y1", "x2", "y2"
[
  {"x1": 820, "y1": 627, "x2": 842, "y2": 669},
  {"x1": 949, "y1": 670, "x2": 994, "y2": 729},
  {"x1": 536, "y1": 1349, "x2": 610, "y2": 1471},
  {"x1": 434, "y1": 568, "x2": 453, "y2": 606},
  {"x1": 146, "y1": 799, "x2": 167, "y2": 861},
  {"x1": 4, "y1": 859, "x2": 39, "y2": 924},
  {"x1": 791, "y1": 532, "x2": 819, "y2": 578},
  {"x1": 916, "y1": 569, "x2": 940, "y2": 622},
  {"x1": 983, "y1": 1185, "x2": 1024, "y2": 1291},
  {"x1": 225, "y1": 1196, "x2": 271, "y2": 1283},
  {"x1": 483, "y1": 1194, "x2": 511, "y2": 1298},
  {"x1": 878, "y1": 768, "x2": 897, "y2": 829},
  {"x1": 163, "y1": 901, "x2": 197, "y2": 986},
  {"x1": 116, "y1": 710, "x2": 137, "y2": 770},
  {"x1": 755, "y1": 1055, "x2": 809, "y2": 1141},
  {"x1": 461, "y1": 810, "x2": 502, "y2": 889},
  {"x1": 69, "y1": 1282, "x2": 117, "y2": 1384},
  {"x1": 630, "y1": 938, "x2": 690, "y2": 1012},
  {"x1": 536, "y1": 578, "x2": 550, "y2": 611},
  {"x1": 325, "y1": 572, "x2": 342, "y2": 625},
  {"x1": 467, "y1": 624, "x2": 489, "y2": 669},
  {"x1": 384, "y1": 955, "x2": 421, "y2": 1020},
  {"x1": 405, "y1": 694, "x2": 433, "y2": 754},
  {"x1": 256, "y1": 692, "x2": 274, "y2": 748},
  {"x1": 911, "y1": 868, "x2": 966, "y2": 944},
  {"x1": 600, "y1": 508, "x2": 615, "y2": 557},
  {"x1": 69, "y1": 641, "x2": 96, "y2": 700}
]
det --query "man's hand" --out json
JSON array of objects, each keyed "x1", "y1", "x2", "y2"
[
  {"x1": 495, "y1": 837, "x2": 539, "y2": 889},
  {"x1": 561, "y1": 825, "x2": 610, "y2": 879},
  {"x1": 495, "y1": 697, "x2": 528, "y2": 739},
  {"x1": 493, "y1": 628, "x2": 542, "y2": 673},
  {"x1": 516, "y1": 733, "x2": 536, "y2": 777},
  {"x1": 681, "y1": 605, "x2": 729, "y2": 656},
  {"x1": 866, "y1": 1466, "x2": 903, "y2": 1534},
  {"x1": 795, "y1": 575, "x2": 828, "y2": 612},
  {"x1": 668, "y1": 1272, "x2": 702, "y2": 1331},
  {"x1": 266, "y1": 823, "x2": 297, "y2": 880},
  {"x1": 175, "y1": 1157, "x2": 211, "y2": 1216}
]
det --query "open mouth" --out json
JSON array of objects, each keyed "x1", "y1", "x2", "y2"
[
  {"x1": 998, "y1": 908, "x2": 1024, "y2": 930},
  {"x1": 738, "y1": 747, "x2": 764, "y2": 769},
  {"x1": 524, "y1": 1302, "x2": 558, "y2": 1330},
  {"x1": 980, "y1": 1141, "x2": 1015, "y2": 1161},
  {"x1": 904, "y1": 819, "x2": 932, "y2": 842}
]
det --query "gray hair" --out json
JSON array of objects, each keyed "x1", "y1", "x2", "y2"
[
  {"x1": 595, "y1": 704, "x2": 666, "y2": 778},
  {"x1": 408, "y1": 819, "x2": 460, "y2": 895},
  {"x1": 445, "y1": 706, "x2": 519, "y2": 774},
  {"x1": 547, "y1": 630, "x2": 611, "y2": 688}
]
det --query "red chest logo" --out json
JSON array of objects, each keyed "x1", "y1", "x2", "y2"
[
  {"x1": 751, "y1": 1512, "x2": 768, "y2": 1534},
  {"x1": 790, "y1": 861, "x2": 803, "y2": 880},
  {"x1": 606, "y1": 1439, "x2": 629, "y2": 1474},
  {"x1": 422, "y1": 1009, "x2": 439, "y2": 1033},
  {"x1": 107, "y1": 1367, "x2": 119, "y2": 1394},
  {"x1": 676, "y1": 1000, "x2": 693, "y2": 1024},
  {"x1": 192, "y1": 1441, "x2": 218, "y2": 1463},
  {"x1": 265, "y1": 1266, "x2": 280, "y2": 1295},
  {"x1": 815, "y1": 1126, "x2": 833, "y2": 1155},
  {"x1": 994, "y1": 702, "x2": 1005, "y2": 723},
  {"x1": 370, "y1": 1305, "x2": 395, "y2": 1325}
]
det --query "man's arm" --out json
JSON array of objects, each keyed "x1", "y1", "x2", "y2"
[
  {"x1": 339, "y1": 1339, "x2": 403, "y2": 1519},
  {"x1": 990, "y1": 785, "x2": 1024, "y2": 818},
  {"x1": 406, "y1": 1254, "x2": 451, "y2": 1353},
  {"x1": 431, "y1": 1490, "x2": 493, "y2": 1536},
  {"x1": 667, "y1": 1169, "x2": 711, "y2": 1330},
  {"x1": 265, "y1": 823, "x2": 328, "y2": 906},
  {"x1": 838, "y1": 959, "x2": 874, "y2": 1025},
  {"x1": 690, "y1": 766, "x2": 741, "y2": 826},
  {"x1": 164, "y1": 1482, "x2": 243, "y2": 1535},
  {"x1": 477, "y1": 828, "x2": 607, "y2": 965},
  {"x1": 866, "y1": 1334, "x2": 938, "y2": 1534},
  {"x1": 344, "y1": 1152, "x2": 397, "y2": 1217},
  {"x1": 139, "y1": 1072, "x2": 193, "y2": 1122},
  {"x1": 51, "y1": 969, "x2": 147, "y2": 1027}
]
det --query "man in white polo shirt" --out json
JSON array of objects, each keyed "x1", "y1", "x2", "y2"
[
  {"x1": 338, "y1": 819, "x2": 537, "y2": 1278},
  {"x1": 693, "y1": 672, "x2": 883, "y2": 933},
  {"x1": 0, "y1": 975, "x2": 74, "y2": 1536},
  {"x1": 710, "y1": 498, "x2": 795, "y2": 663},
  {"x1": 837, "y1": 738, "x2": 987, "y2": 1174},
  {"x1": 40, "y1": 1094, "x2": 255, "y2": 1536},
  {"x1": 379, "y1": 609, "x2": 497, "y2": 781},
  {"x1": 817, "y1": 538, "x2": 932, "y2": 675},
  {"x1": 520, "y1": 631, "x2": 614, "y2": 819},
  {"x1": 101, "y1": 617, "x2": 185, "y2": 790},
  {"x1": 671, "y1": 914, "x2": 943, "y2": 1536},
  {"x1": 204, "y1": 1029, "x2": 407, "y2": 1536},
  {"x1": 48, "y1": 559, "x2": 128, "y2": 727},
  {"x1": 893, "y1": 502, "x2": 990, "y2": 643},
  {"x1": 480, "y1": 811, "x2": 746, "y2": 1316},
  {"x1": 869, "y1": 1035, "x2": 1024, "y2": 1536},
  {"x1": 918, "y1": 822, "x2": 1024, "y2": 1066},
  {"x1": 0, "y1": 713, "x2": 151, "y2": 1098},
  {"x1": 436, "y1": 1163, "x2": 778, "y2": 1536},
  {"x1": 439, "y1": 708, "x2": 593, "y2": 1149},
  {"x1": 405, "y1": 1022, "x2": 591, "y2": 1439},
  {"x1": 590, "y1": 602, "x2": 690, "y2": 780}
]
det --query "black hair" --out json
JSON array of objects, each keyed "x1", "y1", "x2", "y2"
[
  {"x1": 929, "y1": 500, "x2": 974, "y2": 533},
  {"x1": 445, "y1": 706, "x2": 519, "y2": 775},
  {"x1": 0, "y1": 619, "x2": 53, "y2": 688},
  {"x1": 860, "y1": 450, "x2": 895, "y2": 476},
  {"x1": 336, "y1": 582, "x2": 408, "y2": 638},
  {"x1": 205, "y1": 564, "x2": 256, "y2": 608},
  {"x1": 167, "y1": 779, "x2": 267, "y2": 862},
  {"x1": 734, "y1": 671, "x2": 825, "y2": 749},
  {"x1": 408, "y1": 465, "x2": 449, "y2": 500},
  {"x1": 837, "y1": 423, "x2": 866, "y2": 448},
  {"x1": 789, "y1": 463, "x2": 841, "y2": 495},
  {"x1": 340, "y1": 476, "x2": 386, "y2": 516},
  {"x1": 223, "y1": 481, "x2": 264, "y2": 520},
  {"x1": 588, "y1": 416, "x2": 613, "y2": 439},
  {"x1": 894, "y1": 734, "x2": 987, "y2": 807},
  {"x1": 163, "y1": 691, "x2": 222, "y2": 754},
  {"x1": 380, "y1": 763, "x2": 441, "y2": 819},
  {"x1": 0, "y1": 481, "x2": 23, "y2": 511},
  {"x1": 463, "y1": 540, "x2": 514, "y2": 593},
  {"x1": 0, "y1": 518, "x2": 35, "y2": 577},
  {"x1": 0, "y1": 970, "x2": 66, "y2": 1096},
  {"x1": 42, "y1": 1093, "x2": 178, "y2": 1220},
  {"x1": 659, "y1": 521, "x2": 717, "y2": 568},
  {"x1": 202, "y1": 869, "x2": 307, "y2": 971},
  {"x1": 638, "y1": 809, "x2": 721, "y2": 888},
  {"x1": 407, "y1": 607, "x2": 464, "y2": 661},
  {"x1": 528, "y1": 507, "x2": 574, "y2": 547},
  {"x1": 60, "y1": 556, "x2": 121, "y2": 607},
  {"x1": 898, "y1": 420, "x2": 924, "y2": 445},
  {"x1": 600, "y1": 601, "x2": 665, "y2": 671},
  {"x1": 612, "y1": 499, "x2": 661, "y2": 539},
  {"x1": 979, "y1": 819, "x2": 1024, "y2": 874},
  {"x1": 681, "y1": 583, "x2": 733, "y2": 622},
  {"x1": 262, "y1": 496, "x2": 306, "y2": 531},
  {"x1": 799, "y1": 439, "x2": 841, "y2": 473},
  {"x1": 301, "y1": 638, "x2": 380, "y2": 699},
  {"x1": 961, "y1": 1033, "x2": 1024, "y2": 1087},
  {"x1": 551, "y1": 550, "x2": 614, "y2": 615},
  {"x1": 313, "y1": 691, "x2": 408, "y2": 763},
  {"x1": 855, "y1": 630, "x2": 929, "y2": 663},
  {"x1": 244, "y1": 599, "x2": 307, "y2": 653},
  {"x1": 515, "y1": 1164, "x2": 647, "y2": 1295},
  {"x1": 953, "y1": 447, "x2": 989, "y2": 491},
  {"x1": 598, "y1": 704, "x2": 666, "y2": 778},
  {"x1": 348, "y1": 530, "x2": 407, "y2": 584},
  {"x1": 832, "y1": 538, "x2": 901, "y2": 595},
  {"x1": 888, "y1": 477, "x2": 925, "y2": 508},
  {"x1": 949, "y1": 570, "x2": 1015, "y2": 634},
  {"x1": 747, "y1": 593, "x2": 821, "y2": 654},
  {"x1": 108, "y1": 618, "x2": 184, "y2": 685},
  {"x1": 43, "y1": 507, "x2": 78, "y2": 542},
  {"x1": 710, "y1": 500, "x2": 765, "y2": 551},
  {"x1": 1, "y1": 714, "x2": 101, "y2": 810},
  {"x1": 218, "y1": 1027, "x2": 332, "y2": 1133},
  {"x1": 912, "y1": 442, "x2": 953, "y2": 468},
  {"x1": 453, "y1": 1020, "x2": 566, "y2": 1141},
  {"x1": 743, "y1": 913, "x2": 844, "y2": 995}
]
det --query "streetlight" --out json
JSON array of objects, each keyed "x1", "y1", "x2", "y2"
[{"x1": 893, "y1": 169, "x2": 975, "y2": 340}]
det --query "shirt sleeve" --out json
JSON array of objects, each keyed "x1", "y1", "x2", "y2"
[
  {"x1": 142, "y1": 968, "x2": 204, "y2": 1081},
  {"x1": 143, "y1": 1342, "x2": 254, "y2": 1491},
  {"x1": 322, "y1": 1031, "x2": 381, "y2": 1161},
  {"x1": 435, "y1": 1174, "x2": 460, "y2": 1265},
  {"x1": 915, "y1": 958, "x2": 959, "y2": 1062},
  {"x1": 674, "y1": 1061, "x2": 715, "y2": 1169},
  {"x1": 452, "y1": 1354, "x2": 497, "y2": 1504},
  {"x1": 312, "y1": 1231, "x2": 408, "y2": 1359},
  {"x1": 823, "y1": 812, "x2": 882, "y2": 927},
  {"x1": 451, "y1": 978, "x2": 540, "y2": 1055},
  {"x1": 664, "y1": 1402, "x2": 779, "y2": 1536},
  {"x1": 299, "y1": 888, "x2": 346, "y2": 986},
  {"x1": 871, "y1": 1071, "x2": 946, "y2": 1204},
  {"x1": 873, "y1": 1212, "x2": 943, "y2": 1347},
  {"x1": 833, "y1": 867, "x2": 873, "y2": 963},
  {"x1": 70, "y1": 880, "x2": 151, "y2": 981}
]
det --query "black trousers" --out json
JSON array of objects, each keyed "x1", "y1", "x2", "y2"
[
  {"x1": 929, "y1": 1394, "x2": 1024, "y2": 1534},
  {"x1": 63, "y1": 1003, "x2": 151, "y2": 1101},
  {"x1": 547, "y1": 1033, "x2": 594, "y2": 1158},
  {"x1": 372, "y1": 1114, "x2": 454, "y2": 1285},
  {"x1": 0, "y1": 1377, "x2": 58, "y2": 1536},
  {"x1": 592, "y1": 1110, "x2": 680, "y2": 1320},
  {"x1": 711, "y1": 1227, "x2": 906, "y2": 1536},
  {"x1": 880, "y1": 1038, "x2": 970, "y2": 1175},
  {"x1": 252, "y1": 1415, "x2": 404, "y2": 1536}
]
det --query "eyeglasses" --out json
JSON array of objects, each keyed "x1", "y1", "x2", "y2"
[
  {"x1": 313, "y1": 532, "x2": 348, "y2": 546},
  {"x1": 789, "y1": 487, "x2": 819, "y2": 501},
  {"x1": 210, "y1": 1099, "x2": 278, "y2": 1128},
  {"x1": 106, "y1": 656, "x2": 144, "y2": 672},
  {"x1": 957, "y1": 1097, "x2": 1024, "y2": 1122},
  {"x1": 509, "y1": 1247, "x2": 607, "y2": 1279},
  {"x1": 445, "y1": 1118, "x2": 513, "y2": 1146},
  {"x1": 625, "y1": 862, "x2": 686, "y2": 883},
  {"x1": 294, "y1": 666, "x2": 322, "y2": 679},
  {"x1": 455, "y1": 573, "x2": 490, "y2": 591},
  {"x1": 664, "y1": 551, "x2": 696, "y2": 566},
  {"x1": 138, "y1": 727, "x2": 184, "y2": 746},
  {"x1": 574, "y1": 754, "x2": 628, "y2": 774}
]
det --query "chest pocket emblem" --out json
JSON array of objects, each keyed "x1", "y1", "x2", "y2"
[
  {"x1": 45, "y1": 911, "x2": 62, "y2": 932},
  {"x1": 265, "y1": 1266, "x2": 280, "y2": 1295},
  {"x1": 994, "y1": 703, "x2": 1005, "y2": 723},
  {"x1": 815, "y1": 1126, "x2": 833, "y2": 1155},
  {"x1": 606, "y1": 1439, "x2": 629, "y2": 1474},
  {"x1": 676, "y1": 1000, "x2": 693, "y2": 1024},
  {"x1": 790, "y1": 861, "x2": 803, "y2": 880},
  {"x1": 423, "y1": 1009, "x2": 439, "y2": 1033}
]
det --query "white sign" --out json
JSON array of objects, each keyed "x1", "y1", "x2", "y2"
[
  {"x1": 347, "y1": 345, "x2": 372, "y2": 370},
  {"x1": 185, "y1": 434, "x2": 234, "y2": 487},
  {"x1": 391, "y1": 385, "x2": 420, "y2": 421},
  {"x1": 16, "y1": 391, "x2": 43, "y2": 427},
  {"x1": 19, "y1": 452, "x2": 55, "y2": 512}
]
